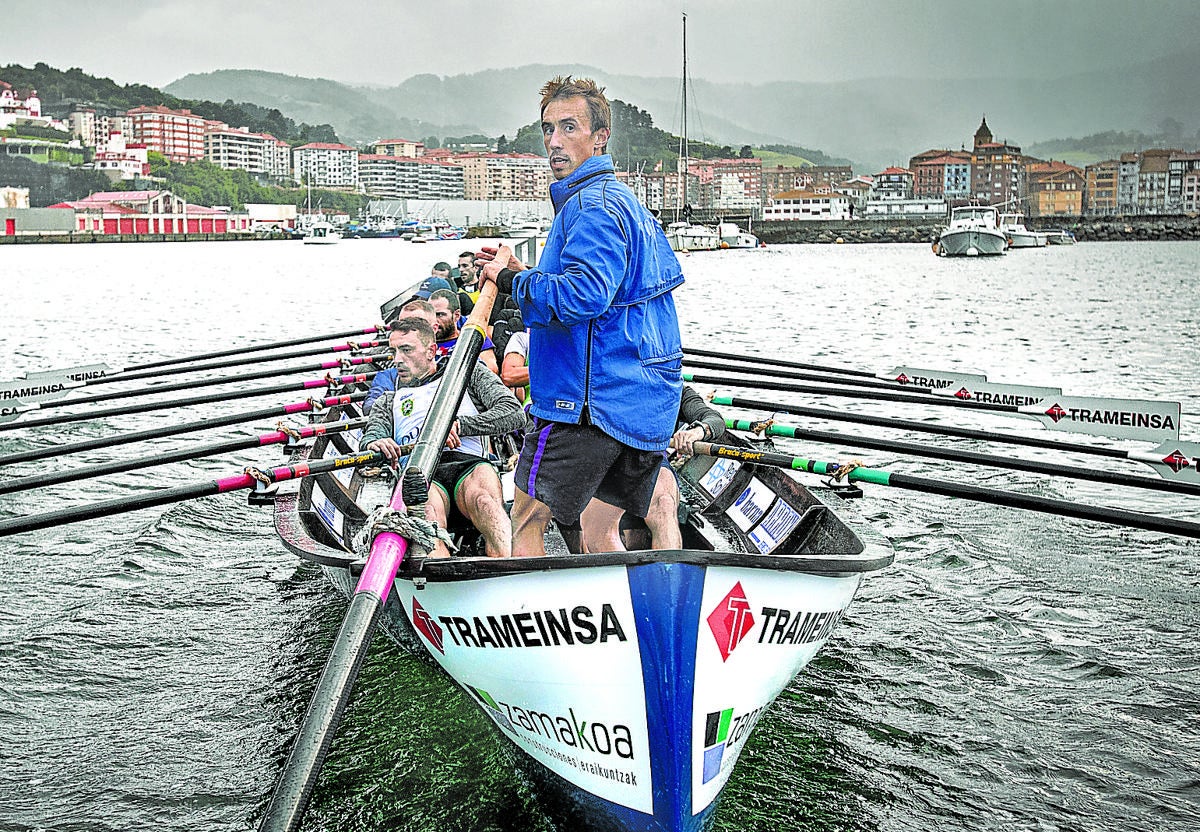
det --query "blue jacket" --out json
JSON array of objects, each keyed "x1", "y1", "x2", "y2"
[{"x1": 511, "y1": 155, "x2": 684, "y2": 451}]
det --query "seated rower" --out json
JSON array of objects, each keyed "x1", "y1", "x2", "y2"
[
  {"x1": 360, "y1": 318, "x2": 525, "y2": 558},
  {"x1": 363, "y1": 300, "x2": 441, "y2": 413},
  {"x1": 429, "y1": 289, "x2": 498, "y2": 374},
  {"x1": 579, "y1": 385, "x2": 725, "y2": 552}
]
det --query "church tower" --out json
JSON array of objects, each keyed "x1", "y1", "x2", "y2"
[{"x1": 973, "y1": 116, "x2": 993, "y2": 149}]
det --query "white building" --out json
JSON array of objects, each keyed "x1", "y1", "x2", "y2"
[
  {"x1": 0, "y1": 81, "x2": 41, "y2": 129},
  {"x1": 89, "y1": 130, "x2": 149, "y2": 181},
  {"x1": 358, "y1": 155, "x2": 464, "y2": 199},
  {"x1": 206, "y1": 125, "x2": 291, "y2": 180},
  {"x1": 293, "y1": 142, "x2": 359, "y2": 189},
  {"x1": 69, "y1": 109, "x2": 133, "y2": 150},
  {"x1": 763, "y1": 189, "x2": 853, "y2": 221},
  {"x1": 457, "y1": 153, "x2": 551, "y2": 200},
  {"x1": 863, "y1": 198, "x2": 947, "y2": 218}
]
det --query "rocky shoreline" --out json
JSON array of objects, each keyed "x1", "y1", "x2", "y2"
[{"x1": 754, "y1": 215, "x2": 1200, "y2": 244}]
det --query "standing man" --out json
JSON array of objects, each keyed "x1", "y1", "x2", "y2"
[
  {"x1": 477, "y1": 76, "x2": 684, "y2": 556},
  {"x1": 456, "y1": 251, "x2": 481, "y2": 303}
]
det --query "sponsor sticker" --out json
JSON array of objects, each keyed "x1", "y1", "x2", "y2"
[
  {"x1": 699, "y1": 457, "x2": 740, "y2": 498},
  {"x1": 747, "y1": 499, "x2": 802, "y2": 553},
  {"x1": 728, "y1": 477, "x2": 776, "y2": 532},
  {"x1": 411, "y1": 597, "x2": 445, "y2": 654}
]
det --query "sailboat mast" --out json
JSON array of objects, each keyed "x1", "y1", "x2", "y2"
[{"x1": 680, "y1": 12, "x2": 688, "y2": 213}]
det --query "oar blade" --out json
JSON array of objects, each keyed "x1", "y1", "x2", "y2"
[
  {"x1": 932, "y1": 380, "x2": 1061, "y2": 408},
  {"x1": 876, "y1": 366, "x2": 987, "y2": 390},
  {"x1": 1132, "y1": 441, "x2": 1200, "y2": 483},
  {"x1": 1019, "y1": 395, "x2": 1181, "y2": 442},
  {"x1": 17, "y1": 363, "x2": 119, "y2": 383},
  {"x1": 0, "y1": 378, "x2": 82, "y2": 406}
]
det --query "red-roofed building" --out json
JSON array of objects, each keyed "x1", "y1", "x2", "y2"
[
  {"x1": 358, "y1": 153, "x2": 464, "y2": 199},
  {"x1": 456, "y1": 153, "x2": 550, "y2": 200},
  {"x1": 0, "y1": 80, "x2": 42, "y2": 128},
  {"x1": 89, "y1": 130, "x2": 149, "y2": 181},
  {"x1": 371, "y1": 138, "x2": 424, "y2": 158},
  {"x1": 872, "y1": 167, "x2": 914, "y2": 200},
  {"x1": 49, "y1": 190, "x2": 250, "y2": 235},
  {"x1": 969, "y1": 116, "x2": 1027, "y2": 207},
  {"x1": 913, "y1": 151, "x2": 972, "y2": 201},
  {"x1": 1026, "y1": 160, "x2": 1084, "y2": 217},
  {"x1": 127, "y1": 105, "x2": 208, "y2": 162},
  {"x1": 206, "y1": 125, "x2": 291, "y2": 180}
]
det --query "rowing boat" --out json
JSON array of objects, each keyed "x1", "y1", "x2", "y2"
[{"x1": 270, "y1": 374, "x2": 893, "y2": 831}]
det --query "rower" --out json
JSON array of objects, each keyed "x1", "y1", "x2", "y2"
[
  {"x1": 363, "y1": 302, "x2": 442, "y2": 413},
  {"x1": 360, "y1": 318, "x2": 525, "y2": 558},
  {"x1": 579, "y1": 385, "x2": 725, "y2": 551},
  {"x1": 429, "y1": 289, "x2": 499, "y2": 375}
]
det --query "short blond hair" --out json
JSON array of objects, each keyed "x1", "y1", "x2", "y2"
[{"x1": 539, "y1": 76, "x2": 611, "y2": 135}]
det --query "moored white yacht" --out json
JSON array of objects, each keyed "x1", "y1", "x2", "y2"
[
  {"x1": 716, "y1": 222, "x2": 760, "y2": 249},
  {"x1": 302, "y1": 220, "x2": 340, "y2": 245},
  {"x1": 665, "y1": 220, "x2": 720, "y2": 252},
  {"x1": 998, "y1": 213, "x2": 1048, "y2": 248},
  {"x1": 935, "y1": 206, "x2": 1008, "y2": 257}
]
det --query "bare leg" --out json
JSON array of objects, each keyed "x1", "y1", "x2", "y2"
[
  {"x1": 579, "y1": 497, "x2": 626, "y2": 553},
  {"x1": 423, "y1": 486, "x2": 453, "y2": 558},
  {"x1": 455, "y1": 465, "x2": 512, "y2": 558},
  {"x1": 644, "y1": 469, "x2": 682, "y2": 550},
  {"x1": 510, "y1": 488, "x2": 552, "y2": 557}
]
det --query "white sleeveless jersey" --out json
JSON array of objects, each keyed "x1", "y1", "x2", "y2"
[{"x1": 391, "y1": 376, "x2": 485, "y2": 457}]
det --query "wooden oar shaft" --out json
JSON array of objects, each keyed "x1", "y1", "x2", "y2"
[
  {"x1": 0, "y1": 450, "x2": 385, "y2": 537},
  {"x1": 731, "y1": 420, "x2": 1200, "y2": 497},
  {"x1": 0, "y1": 392, "x2": 366, "y2": 467},
  {"x1": 693, "y1": 442, "x2": 1200, "y2": 540},
  {"x1": 125, "y1": 325, "x2": 383, "y2": 372},
  {"x1": 0, "y1": 419, "x2": 366, "y2": 496},
  {"x1": 712, "y1": 395, "x2": 1130, "y2": 459},
  {"x1": 684, "y1": 346, "x2": 876, "y2": 378},
  {"x1": 0, "y1": 372, "x2": 375, "y2": 433}
]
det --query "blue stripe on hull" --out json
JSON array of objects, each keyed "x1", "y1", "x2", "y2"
[{"x1": 504, "y1": 562, "x2": 717, "y2": 832}]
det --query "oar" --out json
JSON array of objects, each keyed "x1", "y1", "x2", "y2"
[
  {"x1": 0, "y1": 371, "x2": 375, "y2": 433},
  {"x1": 0, "y1": 450, "x2": 387, "y2": 537},
  {"x1": 0, "y1": 419, "x2": 367, "y2": 497},
  {"x1": 688, "y1": 373, "x2": 1182, "y2": 443},
  {"x1": 1, "y1": 358, "x2": 380, "y2": 426},
  {"x1": 684, "y1": 358, "x2": 925, "y2": 393},
  {"x1": 0, "y1": 392, "x2": 367, "y2": 468},
  {"x1": 692, "y1": 442, "x2": 1200, "y2": 540},
  {"x1": 684, "y1": 346, "x2": 980, "y2": 386},
  {"x1": 258, "y1": 245, "x2": 511, "y2": 832},
  {"x1": 727, "y1": 419, "x2": 1200, "y2": 497},
  {"x1": 11, "y1": 325, "x2": 385, "y2": 383},
  {"x1": 711, "y1": 395, "x2": 1200, "y2": 483},
  {"x1": 2, "y1": 341, "x2": 386, "y2": 406}
]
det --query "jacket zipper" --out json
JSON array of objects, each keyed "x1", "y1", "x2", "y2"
[{"x1": 582, "y1": 319, "x2": 594, "y2": 424}]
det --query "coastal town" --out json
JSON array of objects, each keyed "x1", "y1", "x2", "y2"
[{"x1": 2, "y1": 76, "x2": 1199, "y2": 240}]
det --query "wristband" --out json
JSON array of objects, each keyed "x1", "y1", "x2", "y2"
[{"x1": 686, "y1": 421, "x2": 712, "y2": 440}]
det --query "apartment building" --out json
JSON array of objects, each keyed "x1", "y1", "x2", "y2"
[
  {"x1": 358, "y1": 154, "x2": 464, "y2": 199},
  {"x1": 293, "y1": 142, "x2": 359, "y2": 189},
  {"x1": 1026, "y1": 160, "x2": 1085, "y2": 217},
  {"x1": 457, "y1": 153, "x2": 551, "y2": 200},
  {"x1": 205, "y1": 125, "x2": 291, "y2": 180},
  {"x1": 1084, "y1": 159, "x2": 1120, "y2": 215},
  {"x1": 871, "y1": 167, "x2": 914, "y2": 200},
  {"x1": 69, "y1": 108, "x2": 133, "y2": 150},
  {"x1": 126, "y1": 105, "x2": 208, "y2": 162},
  {"x1": 969, "y1": 117, "x2": 1026, "y2": 207},
  {"x1": 371, "y1": 138, "x2": 424, "y2": 158},
  {"x1": 913, "y1": 152, "x2": 971, "y2": 201},
  {"x1": 691, "y1": 158, "x2": 763, "y2": 210},
  {"x1": 1167, "y1": 152, "x2": 1200, "y2": 212},
  {"x1": 763, "y1": 189, "x2": 852, "y2": 221}
]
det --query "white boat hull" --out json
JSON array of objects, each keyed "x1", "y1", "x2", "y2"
[
  {"x1": 668, "y1": 228, "x2": 721, "y2": 252},
  {"x1": 325, "y1": 556, "x2": 868, "y2": 831},
  {"x1": 1004, "y1": 231, "x2": 1048, "y2": 248},
  {"x1": 936, "y1": 228, "x2": 1007, "y2": 256}
]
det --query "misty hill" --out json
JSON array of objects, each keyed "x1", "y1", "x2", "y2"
[{"x1": 166, "y1": 49, "x2": 1200, "y2": 173}]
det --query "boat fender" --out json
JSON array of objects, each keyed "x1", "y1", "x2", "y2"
[{"x1": 931, "y1": 241, "x2": 940, "y2": 255}]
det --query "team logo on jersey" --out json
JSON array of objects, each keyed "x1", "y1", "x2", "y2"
[{"x1": 401, "y1": 398, "x2": 414, "y2": 416}]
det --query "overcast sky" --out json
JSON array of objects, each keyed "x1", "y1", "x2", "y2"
[{"x1": 5, "y1": 0, "x2": 1199, "y2": 88}]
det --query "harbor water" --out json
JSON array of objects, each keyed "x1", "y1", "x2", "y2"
[{"x1": 1, "y1": 239, "x2": 1199, "y2": 831}]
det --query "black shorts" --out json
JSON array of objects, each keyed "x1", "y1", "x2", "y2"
[
  {"x1": 515, "y1": 417, "x2": 662, "y2": 526},
  {"x1": 431, "y1": 450, "x2": 493, "y2": 526}
]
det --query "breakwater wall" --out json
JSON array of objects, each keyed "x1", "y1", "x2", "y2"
[
  {"x1": 754, "y1": 215, "x2": 1200, "y2": 244},
  {"x1": 0, "y1": 232, "x2": 281, "y2": 245}
]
